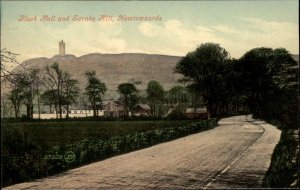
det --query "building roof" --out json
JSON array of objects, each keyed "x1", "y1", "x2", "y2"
[{"x1": 135, "y1": 104, "x2": 151, "y2": 111}]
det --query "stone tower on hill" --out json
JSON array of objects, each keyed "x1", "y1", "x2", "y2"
[{"x1": 59, "y1": 40, "x2": 65, "y2": 55}]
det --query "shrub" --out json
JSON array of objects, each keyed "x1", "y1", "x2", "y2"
[{"x1": 262, "y1": 129, "x2": 299, "y2": 188}]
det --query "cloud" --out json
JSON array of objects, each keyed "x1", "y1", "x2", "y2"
[
  {"x1": 138, "y1": 22, "x2": 161, "y2": 37},
  {"x1": 2, "y1": 20, "x2": 127, "y2": 63},
  {"x1": 210, "y1": 25, "x2": 239, "y2": 34},
  {"x1": 137, "y1": 17, "x2": 298, "y2": 58},
  {"x1": 2, "y1": 15, "x2": 298, "y2": 67}
]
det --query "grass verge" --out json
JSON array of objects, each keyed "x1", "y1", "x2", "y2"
[{"x1": 1, "y1": 119, "x2": 217, "y2": 187}]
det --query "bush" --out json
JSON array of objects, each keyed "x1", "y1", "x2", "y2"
[
  {"x1": 166, "y1": 107, "x2": 187, "y2": 120},
  {"x1": 262, "y1": 129, "x2": 299, "y2": 188}
]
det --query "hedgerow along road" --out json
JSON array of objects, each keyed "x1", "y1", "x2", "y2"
[{"x1": 4, "y1": 115, "x2": 280, "y2": 189}]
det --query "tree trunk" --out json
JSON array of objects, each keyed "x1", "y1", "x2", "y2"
[
  {"x1": 14, "y1": 104, "x2": 18, "y2": 119},
  {"x1": 59, "y1": 104, "x2": 62, "y2": 119},
  {"x1": 55, "y1": 104, "x2": 58, "y2": 119},
  {"x1": 30, "y1": 104, "x2": 34, "y2": 119},
  {"x1": 66, "y1": 104, "x2": 69, "y2": 118},
  {"x1": 37, "y1": 94, "x2": 41, "y2": 119},
  {"x1": 93, "y1": 107, "x2": 96, "y2": 117}
]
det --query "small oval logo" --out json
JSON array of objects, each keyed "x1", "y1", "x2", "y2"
[{"x1": 64, "y1": 151, "x2": 76, "y2": 163}]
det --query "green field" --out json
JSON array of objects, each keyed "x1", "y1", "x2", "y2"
[
  {"x1": 2, "y1": 119, "x2": 218, "y2": 187},
  {"x1": 2, "y1": 120, "x2": 194, "y2": 148}
]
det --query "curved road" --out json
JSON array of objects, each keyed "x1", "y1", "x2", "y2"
[{"x1": 5, "y1": 115, "x2": 281, "y2": 189}]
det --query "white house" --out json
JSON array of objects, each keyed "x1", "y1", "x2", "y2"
[{"x1": 33, "y1": 104, "x2": 105, "y2": 119}]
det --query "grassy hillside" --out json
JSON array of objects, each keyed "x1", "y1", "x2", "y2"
[{"x1": 13, "y1": 53, "x2": 182, "y2": 95}]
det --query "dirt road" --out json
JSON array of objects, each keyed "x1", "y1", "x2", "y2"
[{"x1": 4, "y1": 115, "x2": 281, "y2": 189}]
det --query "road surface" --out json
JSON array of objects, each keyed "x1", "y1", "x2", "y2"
[{"x1": 4, "y1": 115, "x2": 281, "y2": 189}]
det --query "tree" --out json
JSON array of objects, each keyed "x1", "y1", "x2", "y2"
[
  {"x1": 40, "y1": 89, "x2": 57, "y2": 114},
  {"x1": 44, "y1": 63, "x2": 78, "y2": 119},
  {"x1": 146, "y1": 80, "x2": 165, "y2": 116},
  {"x1": 175, "y1": 43, "x2": 230, "y2": 118},
  {"x1": 238, "y1": 47, "x2": 298, "y2": 127},
  {"x1": 20, "y1": 69, "x2": 44, "y2": 119},
  {"x1": 0, "y1": 49, "x2": 23, "y2": 83},
  {"x1": 117, "y1": 83, "x2": 138, "y2": 117},
  {"x1": 31, "y1": 69, "x2": 44, "y2": 119},
  {"x1": 167, "y1": 85, "x2": 189, "y2": 106},
  {"x1": 84, "y1": 71, "x2": 107, "y2": 117},
  {"x1": 1, "y1": 94, "x2": 14, "y2": 118},
  {"x1": 62, "y1": 73, "x2": 80, "y2": 118},
  {"x1": 44, "y1": 63, "x2": 64, "y2": 118},
  {"x1": 7, "y1": 74, "x2": 28, "y2": 119}
]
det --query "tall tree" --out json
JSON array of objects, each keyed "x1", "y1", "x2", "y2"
[
  {"x1": 44, "y1": 63, "x2": 64, "y2": 118},
  {"x1": 146, "y1": 80, "x2": 165, "y2": 116},
  {"x1": 20, "y1": 69, "x2": 44, "y2": 119},
  {"x1": 175, "y1": 43, "x2": 230, "y2": 118},
  {"x1": 238, "y1": 47, "x2": 298, "y2": 126},
  {"x1": 7, "y1": 74, "x2": 28, "y2": 119},
  {"x1": 62, "y1": 73, "x2": 80, "y2": 118},
  {"x1": 84, "y1": 71, "x2": 107, "y2": 117},
  {"x1": 40, "y1": 89, "x2": 57, "y2": 114},
  {"x1": 31, "y1": 69, "x2": 44, "y2": 119},
  {"x1": 117, "y1": 83, "x2": 138, "y2": 117},
  {"x1": 167, "y1": 85, "x2": 189, "y2": 106}
]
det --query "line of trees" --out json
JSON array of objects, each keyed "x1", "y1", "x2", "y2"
[
  {"x1": 2, "y1": 61, "x2": 199, "y2": 119},
  {"x1": 175, "y1": 43, "x2": 298, "y2": 128},
  {"x1": 2, "y1": 44, "x2": 297, "y2": 125}
]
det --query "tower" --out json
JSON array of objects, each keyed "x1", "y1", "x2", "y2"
[{"x1": 59, "y1": 40, "x2": 65, "y2": 55}]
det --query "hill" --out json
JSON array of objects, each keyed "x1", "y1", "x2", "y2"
[{"x1": 13, "y1": 53, "x2": 182, "y2": 97}]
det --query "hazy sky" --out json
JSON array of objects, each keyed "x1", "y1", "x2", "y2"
[{"x1": 1, "y1": 0, "x2": 299, "y2": 63}]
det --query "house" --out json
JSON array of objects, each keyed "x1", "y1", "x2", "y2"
[
  {"x1": 132, "y1": 104, "x2": 151, "y2": 116},
  {"x1": 103, "y1": 98, "x2": 124, "y2": 117},
  {"x1": 32, "y1": 98, "x2": 125, "y2": 119},
  {"x1": 186, "y1": 107, "x2": 208, "y2": 119},
  {"x1": 33, "y1": 105, "x2": 104, "y2": 119}
]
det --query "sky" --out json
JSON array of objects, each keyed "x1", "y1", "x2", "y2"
[{"x1": 1, "y1": 0, "x2": 299, "y2": 64}]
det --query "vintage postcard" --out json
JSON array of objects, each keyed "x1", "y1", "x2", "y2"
[{"x1": 1, "y1": 0, "x2": 299, "y2": 189}]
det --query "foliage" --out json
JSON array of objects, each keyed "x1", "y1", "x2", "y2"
[
  {"x1": 20, "y1": 69, "x2": 44, "y2": 119},
  {"x1": 146, "y1": 80, "x2": 165, "y2": 116},
  {"x1": 0, "y1": 49, "x2": 22, "y2": 83},
  {"x1": 175, "y1": 43, "x2": 230, "y2": 118},
  {"x1": 1, "y1": 94, "x2": 14, "y2": 118},
  {"x1": 117, "y1": 83, "x2": 139, "y2": 117},
  {"x1": 44, "y1": 63, "x2": 80, "y2": 119},
  {"x1": 40, "y1": 89, "x2": 57, "y2": 114},
  {"x1": 63, "y1": 73, "x2": 80, "y2": 118},
  {"x1": 262, "y1": 129, "x2": 299, "y2": 188},
  {"x1": 166, "y1": 106, "x2": 187, "y2": 120},
  {"x1": 165, "y1": 85, "x2": 189, "y2": 106},
  {"x1": 7, "y1": 74, "x2": 30, "y2": 119},
  {"x1": 238, "y1": 48, "x2": 298, "y2": 128},
  {"x1": 84, "y1": 71, "x2": 107, "y2": 117}
]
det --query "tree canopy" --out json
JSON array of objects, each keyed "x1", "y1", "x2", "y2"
[
  {"x1": 117, "y1": 82, "x2": 138, "y2": 117},
  {"x1": 175, "y1": 43, "x2": 230, "y2": 118},
  {"x1": 85, "y1": 71, "x2": 107, "y2": 117}
]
